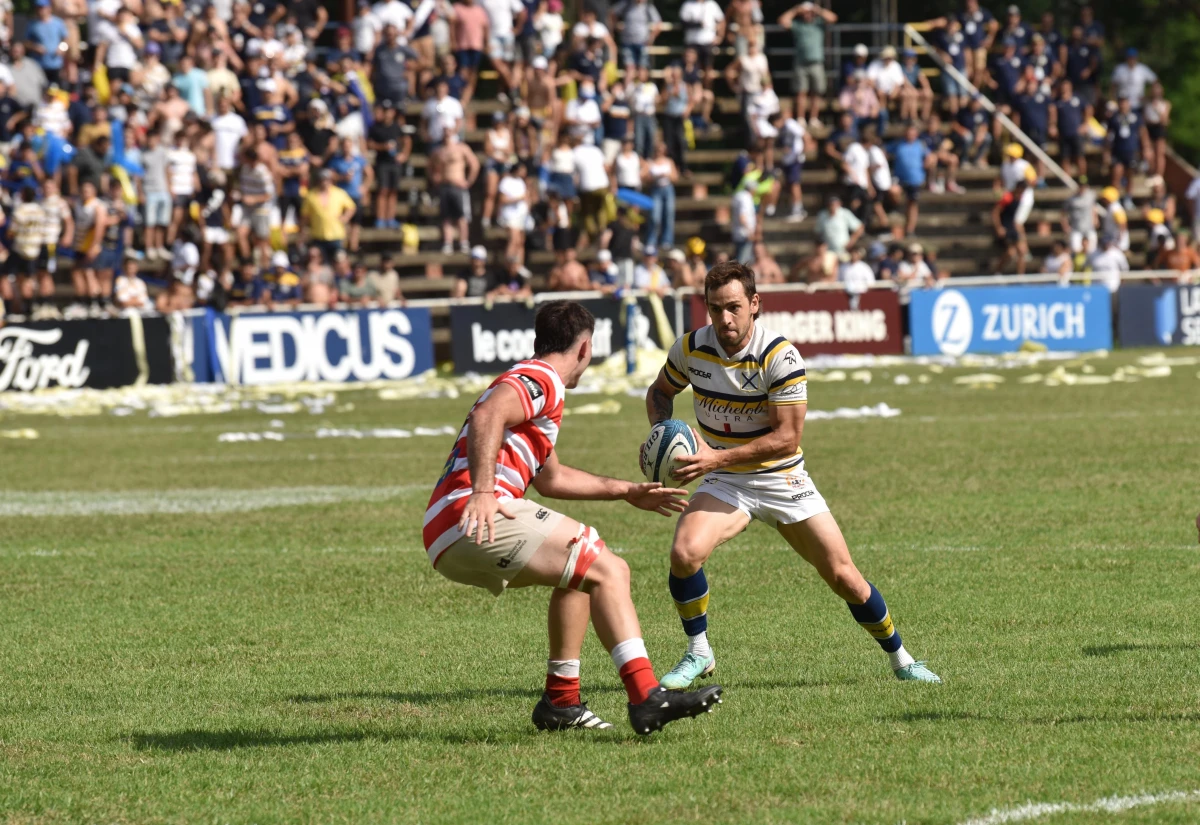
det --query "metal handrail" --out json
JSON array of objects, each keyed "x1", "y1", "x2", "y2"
[{"x1": 903, "y1": 23, "x2": 1078, "y2": 195}]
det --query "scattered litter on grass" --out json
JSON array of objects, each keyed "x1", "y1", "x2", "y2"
[
  {"x1": 0, "y1": 428, "x2": 38, "y2": 438},
  {"x1": 957, "y1": 789, "x2": 1200, "y2": 825},
  {"x1": 563, "y1": 400, "x2": 622, "y2": 416},
  {"x1": 954, "y1": 374, "x2": 1006, "y2": 386},
  {"x1": 0, "y1": 485, "x2": 426, "y2": 517},
  {"x1": 216, "y1": 425, "x2": 458, "y2": 443},
  {"x1": 815, "y1": 370, "x2": 847, "y2": 382},
  {"x1": 893, "y1": 374, "x2": 911, "y2": 385},
  {"x1": 850, "y1": 370, "x2": 872, "y2": 383},
  {"x1": 806, "y1": 403, "x2": 901, "y2": 421},
  {"x1": 1139, "y1": 353, "x2": 1200, "y2": 367}
]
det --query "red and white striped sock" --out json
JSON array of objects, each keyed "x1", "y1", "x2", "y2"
[
  {"x1": 546, "y1": 659, "x2": 581, "y2": 707},
  {"x1": 610, "y1": 638, "x2": 657, "y2": 704}
]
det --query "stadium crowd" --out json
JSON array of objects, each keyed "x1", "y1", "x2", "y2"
[{"x1": 0, "y1": 0, "x2": 1191, "y2": 321}]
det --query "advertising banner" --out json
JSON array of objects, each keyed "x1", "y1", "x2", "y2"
[
  {"x1": 449, "y1": 296, "x2": 676, "y2": 374},
  {"x1": 909, "y1": 285, "x2": 1112, "y2": 356},
  {"x1": 689, "y1": 290, "x2": 904, "y2": 356},
  {"x1": 1117, "y1": 283, "x2": 1200, "y2": 347},
  {"x1": 0, "y1": 317, "x2": 173, "y2": 392},
  {"x1": 189, "y1": 307, "x2": 435, "y2": 384}
]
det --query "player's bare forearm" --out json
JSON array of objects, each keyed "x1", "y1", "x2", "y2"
[
  {"x1": 673, "y1": 403, "x2": 806, "y2": 482},
  {"x1": 646, "y1": 370, "x2": 679, "y2": 423},
  {"x1": 533, "y1": 455, "x2": 633, "y2": 500}
]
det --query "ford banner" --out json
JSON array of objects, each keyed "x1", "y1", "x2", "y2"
[
  {"x1": 0, "y1": 317, "x2": 173, "y2": 392},
  {"x1": 909, "y1": 285, "x2": 1113, "y2": 356},
  {"x1": 188, "y1": 308, "x2": 435, "y2": 384},
  {"x1": 1117, "y1": 284, "x2": 1200, "y2": 347}
]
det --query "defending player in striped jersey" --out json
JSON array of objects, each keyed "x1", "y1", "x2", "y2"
[
  {"x1": 646, "y1": 262, "x2": 941, "y2": 688},
  {"x1": 424, "y1": 301, "x2": 724, "y2": 735}
]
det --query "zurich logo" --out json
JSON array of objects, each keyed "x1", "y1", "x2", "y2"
[{"x1": 931, "y1": 290, "x2": 973, "y2": 355}]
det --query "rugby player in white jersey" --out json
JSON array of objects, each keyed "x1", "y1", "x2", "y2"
[
  {"x1": 645, "y1": 262, "x2": 942, "y2": 687},
  {"x1": 424, "y1": 301, "x2": 723, "y2": 734}
]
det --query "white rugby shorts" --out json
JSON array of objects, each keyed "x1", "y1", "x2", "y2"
[{"x1": 695, "y1": 468, "x2": 830, "y2": 528}]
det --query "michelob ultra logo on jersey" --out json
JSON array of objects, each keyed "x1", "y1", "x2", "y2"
[
  {"x1": 189, "y1": 308, "x2": 435, "y2": 385},
  {"x1": 1117, "y1": 284, "x2": 1200, "y2": 348},
  {"x1": 910, "y1": 286, "x2": 1112, "y2": 356}
]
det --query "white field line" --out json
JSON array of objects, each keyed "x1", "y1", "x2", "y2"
[
  {"x1": 957, "y1": 790, "x2": 1200, "y2": 825},
  {"x1": 0, "y1": 485, "x2": 427, "y2": 517}
]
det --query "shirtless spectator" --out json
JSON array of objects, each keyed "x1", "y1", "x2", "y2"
[
  {"x1": 724, "y1": 0, "x2": 761, "y2": 58},
  {"x1": 429, "y1": 131, "x2": 480, "y2": 254},
  {"x1": 548, "y1": 246, "x2": 589, "y2": 290}
]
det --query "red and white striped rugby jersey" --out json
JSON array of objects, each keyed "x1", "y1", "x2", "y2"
[{"x1": 422, "y1": 360, "x2": 565, "y2": 565}]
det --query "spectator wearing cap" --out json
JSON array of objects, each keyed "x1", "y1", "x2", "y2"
[
  {"x1": 897, "y1": 48, "x2": 932, "y2": 124},
  {"x1": 1111, "y1": 48, "x2": 1157, "y2": 110},
  {"x1": 956, "y1": 0, "x2": 997, "y2": 86},
  {"x1": 1098, "y1": 185, "x2": 1130, "y2": 252},
  {"x1": 1063, "y1": 25, "x2": 1100, "y2": 106},
  {"x1": 841, "y1": 42, "x2": 869, "y2": 87},
  {"x1": 367, "y1": 99, "x2": 411, "y2": 230},
  {"x1": 454, "y1": 245, "x2": 496, "y2": 297},
  {"x1": 898, "y1": 242, "x2": 934, "y2": 288},
  {"x1": 587, "y1": 248, "x2": 620, "y2": 293},
  {"x1": 777, "y1": 2, "x2": 836, "y2": 129},
  {"x1": 548, "y1": 246, "x2": 590, "y2": 291},
  {"x1": 1104, "y1": 95, "x2": 1146, "y2": 194},
  {"x1": 1025, "y1": 34, "x2": 1059, "y2": 84},
  {"x1": 1000, "y1": 5, "x2": 1030, "y2": 52},
  {"x1": 254, "y1": 250, "x2": 303, "y2": 309},
  {"x1": 25, "y1": 0, "x2": 68, "y2": 86},
  {"x1": 610, "y1": 0, "x2": 662, "y2": 79},
  {"x1": 998, "y1": 142, "x2": 1036, "y2": 232},
  {"x1": 300, "y1": 169, "x2": 357, "y2": 263}
]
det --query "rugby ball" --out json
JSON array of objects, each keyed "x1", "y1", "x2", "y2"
[{"x1": 640, "y1": 420, "x2": 698, "y2": 484}]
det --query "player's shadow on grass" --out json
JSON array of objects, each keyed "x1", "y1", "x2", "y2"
[
  {"x1": 882, "y1": 710, "x2": 1200, "y2": 725},
  {"x1": 285, "y1": 675, "x2": 849, "y2": 707},
  {"x1": 127, "y1": 728, "x2": 525, "y2": 751},
  {"x1": 1082, "y1": 642, "x2": 1200, "y2": 657}
]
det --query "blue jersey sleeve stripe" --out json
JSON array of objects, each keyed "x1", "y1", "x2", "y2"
[{"x1": 769, "y1": 368, "x2": 807, "y2": 389}]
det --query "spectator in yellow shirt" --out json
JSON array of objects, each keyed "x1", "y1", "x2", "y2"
[{"x1": 300, "y1": 170, "x2": 357, "y2": 263}]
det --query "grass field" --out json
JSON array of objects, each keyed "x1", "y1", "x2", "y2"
[{"x1": 1, "y1": 348, "x2": 1199, "y2": 825}]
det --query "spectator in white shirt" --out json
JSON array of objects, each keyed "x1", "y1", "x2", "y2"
[
  {"x1": 1043, "y1": 239, "x2": 1074, "y2": 286},
  {"x1": 839, "y1": 245, "x2": 875, "y2": 307},
  {"x1": 731, "y1": 177, "x2": 757, "y2": 263},
  {"x1": 867, "y1": 45, "x2": 905, "y2": 127},
  {"x1": 573, "y1": 135, "x2": 610, "y2": 247},
  {"x1": 678, "y1": 0, "x2": 725, "y2": 88},
  {"x1": 1088, "y1": 234, "x2": 1129, "y2": 293},
  {"x1": 1110, "y1": 48, "x2": 1157, "y2": 110}
]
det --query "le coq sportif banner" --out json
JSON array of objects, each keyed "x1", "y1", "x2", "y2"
[
  {"x1": 448, "y1": 297, "x2": 677, "y2": 374},
  {"x1": 188, "y1": 307, "x2": 435, "y2": 384},
  {"x1": 909, "y1": 285, "x2": 1113, "y2": 356},
  {"x1": 0, "y1": 317, "x2": 173, "y2": 392}
]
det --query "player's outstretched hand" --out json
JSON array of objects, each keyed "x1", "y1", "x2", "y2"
[
  {"x1": 670, "y1": 432, "x2": 722, "y2": 484},
  {"x1": 625, "y1": 482, "x2": 689, "y2": 517},
  {"x1": 458, "y1": 492, "x2": 516, "y2": 545}
]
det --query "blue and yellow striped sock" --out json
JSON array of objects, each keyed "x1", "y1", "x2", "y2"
[
  {"x1": 847, "y1": 582, "x2": 913, "y2": 669},
  {"x1": 669, "y1": 569, "x2": 711, "y2": 656}
]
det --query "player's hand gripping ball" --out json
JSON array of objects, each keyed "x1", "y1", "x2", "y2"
[{"x1": 640, "y1": 419, "x2": 698, "y2": 484}]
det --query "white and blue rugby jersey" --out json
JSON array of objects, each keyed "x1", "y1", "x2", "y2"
[{"x1": 663, "y1": 323, "x2": 807, "y2": 474}]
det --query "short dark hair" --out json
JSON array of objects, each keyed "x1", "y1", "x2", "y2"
[
  {"x1": 704, "y1": 261, "x2": 758, "y2": 304},
  {"x1": 534, "y1": 301, "x2": 595, "y2": 357}
]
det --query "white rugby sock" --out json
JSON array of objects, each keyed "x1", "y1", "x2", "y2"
[
  {"x1": 547, "y1": 659, "x2": 580, "y2": 678},
  {"x1": 687, "y1": 631, "x2": 712, "y2": 660},
  {"x1": 889, "y1": 645, "x2": 915, "y2": 670},
  {"x1": 609, "y1": 637, "x2": 649, "y2": 670}
]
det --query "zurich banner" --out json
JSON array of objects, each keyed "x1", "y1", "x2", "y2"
[
  {"x1": 1117, "y1": 284, "x2": 1200, "y2": 347},
  {"x1": 189, "y1": 308, "x2": 435, "y2": 384},
  {"x1": 909, "y1": 285, "x2": 1112, "y2": 356}
]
